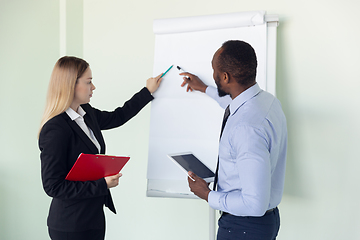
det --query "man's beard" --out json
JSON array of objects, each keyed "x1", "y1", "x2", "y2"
[
  {"x1": 215, "y1": 77, "x2": 229, "y2": 97},
  {"x1": 217, "y1": 87, "x2": 228, "y2": 97}
]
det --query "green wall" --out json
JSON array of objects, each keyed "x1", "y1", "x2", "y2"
[{"x1": 0, "y1": 1, "x2": 58, "y2": 239}]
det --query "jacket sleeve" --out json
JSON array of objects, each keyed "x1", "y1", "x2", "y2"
[
  {"x1": 89, "y1": 87, "x2": 154, "y2": 130},
  {"x1": 39, "y1": 119, "x2": 109, "y2": 200}
]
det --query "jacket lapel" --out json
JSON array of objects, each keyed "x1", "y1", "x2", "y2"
[
  {"x1": 62, "y1": 113, "x2": 100, "y2": 154},
  {"x1": 84, "y1": 113, "x2": 106, "y2": 154}
]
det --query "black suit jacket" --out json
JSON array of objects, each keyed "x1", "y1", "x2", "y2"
[{"x1": 39, "y1": 87, "x2": 153, "y2": 232}]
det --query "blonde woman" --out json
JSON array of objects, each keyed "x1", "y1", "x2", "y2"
[{"x1": 38, "y1": 56, "x2": 162, "y2": 240}]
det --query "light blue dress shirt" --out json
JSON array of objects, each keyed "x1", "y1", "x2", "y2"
[{"x1": 206, "y1": 83, "x2": 287, "y2": 217}]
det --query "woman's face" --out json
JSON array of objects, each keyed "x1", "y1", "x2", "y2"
[{"x1": 72, "y1": 67, "x2": 95, "y2": 108}]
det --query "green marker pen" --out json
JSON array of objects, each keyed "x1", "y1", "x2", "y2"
[{"x1": 160, "y1": 65, "x2": 173, "y2": 78}]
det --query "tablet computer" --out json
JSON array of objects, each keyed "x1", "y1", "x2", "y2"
[{"x1": 167, "y1": 152, "x2": 215, "y2": 183}]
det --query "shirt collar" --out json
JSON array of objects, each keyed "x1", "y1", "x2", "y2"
[
  {"x1": 65, "y1": 106, "x2": 86, "y2": 121},
  {"x1": 229, "y1": 83, "x2": 262, "y2": 115}
]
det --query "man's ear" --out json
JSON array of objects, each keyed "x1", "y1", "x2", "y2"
[{"x1": 223, "y1": 72, "x2": 230, "y2": 84}]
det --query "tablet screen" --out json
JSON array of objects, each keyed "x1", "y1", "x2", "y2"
[{"x1": 169, "y1": 153, "x2": 214, "y2": 179}]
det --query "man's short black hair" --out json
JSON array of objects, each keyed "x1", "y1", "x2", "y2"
[{"x1": 217, "y1": 40, "x2": 257, "y2": 86}]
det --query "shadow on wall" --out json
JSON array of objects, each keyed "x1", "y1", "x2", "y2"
[{"x1": 275, "y1": 18, "x2": 306, "y2": 198}]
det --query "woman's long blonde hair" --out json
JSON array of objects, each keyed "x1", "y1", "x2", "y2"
[{"x1": 38, "y1": 56, "x2": 89, "y2": 137}]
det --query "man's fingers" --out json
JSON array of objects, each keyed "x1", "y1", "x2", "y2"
[
  {"x1": 188, "y1": 171, "x2": 198, "y2": 180},
  {"x1": 181, "y1": 79, "x2": 187, "y2": 87},
  {"x1": 179, "y1": 72, "x2": 192, "y2": 77},
  {"x1": 181, "y1": 78, "x2": 193, "y2": 92}
]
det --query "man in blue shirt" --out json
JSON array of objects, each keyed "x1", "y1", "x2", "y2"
[{"x1": 180, "y1": 40, "x2": 287, "y2": 240}]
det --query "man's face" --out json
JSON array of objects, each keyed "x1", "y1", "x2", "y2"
[
  {"x1": 212, "y1": 49, "x2": 229, "y2": 97},
  {"x1": 214, "y1": 72, "x2": 228, "y2": 97}
]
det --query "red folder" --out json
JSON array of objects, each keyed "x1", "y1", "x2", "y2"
[{"x1": 65, "y1": 153, "x2": 130, "y2": 181}]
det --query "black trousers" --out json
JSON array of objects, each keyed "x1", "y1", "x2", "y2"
[
  {"x1": 217, "y1": 207, "x2": 280, "y2": 240},
  {"x1": 48, "y1": 228, "x2": 105, "y2": 240}
]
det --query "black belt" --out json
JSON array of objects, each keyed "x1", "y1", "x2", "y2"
[{"x1": 222, "y1": 207, "x2": 276, "y2": 217}]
